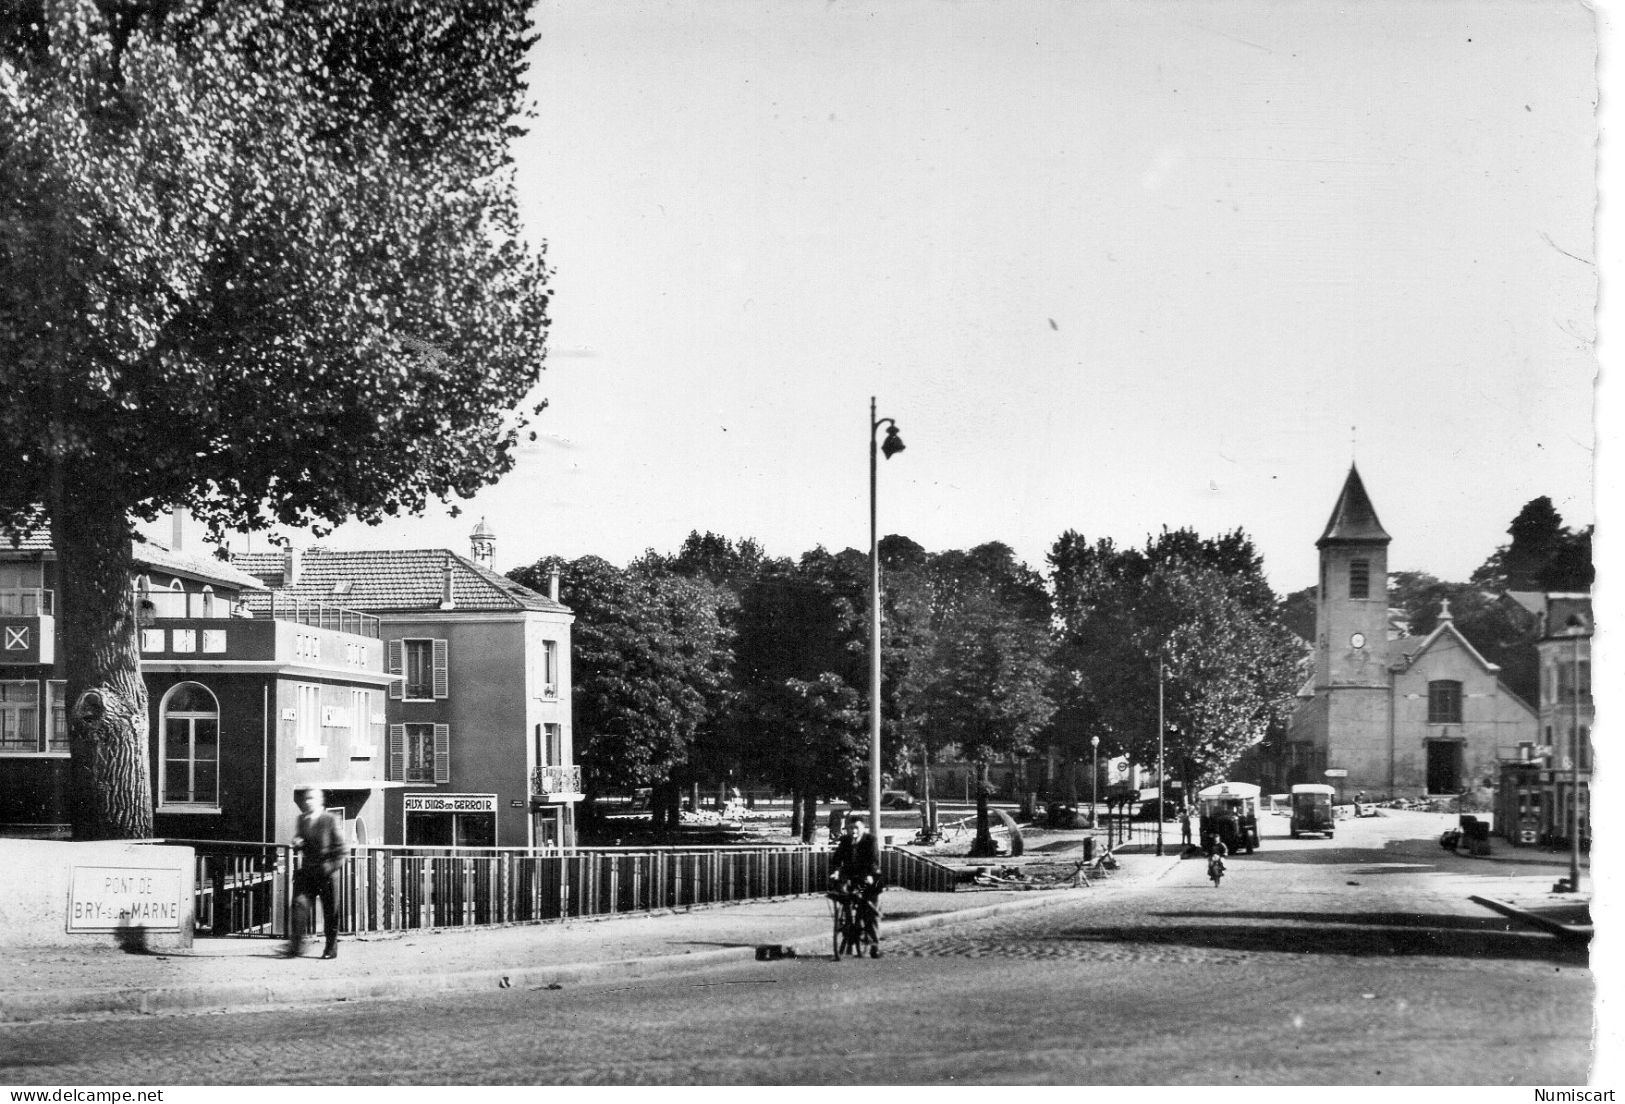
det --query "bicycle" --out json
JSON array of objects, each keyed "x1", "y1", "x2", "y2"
[
  {"x1": 1207, "y1": 852, "x2": 1226, "y2": 888},
  {"x1": 827, "y1": 879, "x2": 881, "y2": 960}
]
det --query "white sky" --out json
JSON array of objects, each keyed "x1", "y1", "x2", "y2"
[{"x1": 198, "y1": 0, "x2": 1605, "y2": 597}]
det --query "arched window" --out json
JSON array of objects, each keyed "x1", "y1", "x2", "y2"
[
  {"x1": 1427, "y1": 680, "x2": 1463, "y2": 725},
  {"x1": 160, "y1": 682, "x2": 220, "y2": 809}
]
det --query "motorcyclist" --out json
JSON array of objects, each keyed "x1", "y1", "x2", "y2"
[
  {"x1": 830, "y1": 814, "x2": 883, "y2": 952},
  {"x1": 1206, "y1": 835, "x2": 1228, "y2": 885}
]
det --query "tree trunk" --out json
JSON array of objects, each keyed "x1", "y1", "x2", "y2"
[
  {"x1": 52, "y1": 481, "x2": 151, "y2": 841},
  {"x1": 969, "y1": 760, "x2": 999, "y2": 857},
  {"x1": 800, "y1": 791, "x2": 817, "y2": 844},
  {"x1": 789, "y1": 787, "x2": 803, "y2": 840}
]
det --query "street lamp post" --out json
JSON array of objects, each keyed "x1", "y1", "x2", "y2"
[
  {"x1": 1156, "y1": 655, "x2": 1165, "y2": 857},
  {"x1": 869, "y1": 397, "x2": 905, "y2": 850},
  {"x1": 1090, "y1": 735, "x2": 1099, "y2": 830},
  {"x1": 1562, "y1": 615, "x2": 1588, "y2": 893}
]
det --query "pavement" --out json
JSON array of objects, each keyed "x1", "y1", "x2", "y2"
[
  {"x1": 0, "y1": 843, "x2": 1171, "y2": 1024},
  {"x1": 0, "y1": 813, "x2": 1590, "y2": 1024}
]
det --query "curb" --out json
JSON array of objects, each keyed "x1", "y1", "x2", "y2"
[
  {"x1": 0, "y1": 889, "x2": 1092, "y2": 1023},
  {"x1": 1468, "y1": 895, "x2": 1593, "y2": 943}
]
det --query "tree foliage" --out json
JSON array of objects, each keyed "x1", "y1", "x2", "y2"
[
  {"x1": 1049, "y1": 527, "x2": 1302, "y2": 789},
  {"x1": 1, "y1": 0, "x2": 551, "y2": 540},
  {"x1": 1470, "y1": 496, "x2": 1593, "y2": 593},
  {"x1": 1, "y1": 0, "x2": 550, "y2": 838},
  {"x1": 888, "y1": 542, "x2": 1055, "y2": 852},
  {"x1": 510, "y1": 555, "x2": 732, "y2": 804}
]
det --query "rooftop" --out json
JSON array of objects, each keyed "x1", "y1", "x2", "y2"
[{"x1": 234, "y1": 547, "x2": 568, "y2": 615}]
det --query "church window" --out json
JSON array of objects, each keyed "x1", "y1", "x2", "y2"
[
  {"x1": 1348, "y1": 559, "x2": 1371, "y2": 600},
  {"x1": 1427, "y1": 680, "x2": 1462, "y2": 724}
]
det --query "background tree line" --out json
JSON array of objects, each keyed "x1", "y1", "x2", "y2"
[
  {"x1": 509, "y1": 524, "x2": 1310, "y2": 849},
  {"x1": 510, "y1": 493, "x2": 1588, "y2": 846}
]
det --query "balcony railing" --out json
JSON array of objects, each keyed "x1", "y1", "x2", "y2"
[
  {"x1": 198, "y1": 592, "x2": 381, "y2": 639},
  {"x1": 0, "y1": 587, "x2": 53, "y2": 617},
  {"x1": 531, "y1": 764, "x2": 582, "y2": 797}
]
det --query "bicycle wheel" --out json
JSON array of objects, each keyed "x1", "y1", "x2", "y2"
[{"x1": 831, "y1": 897, "x2": 845, "y2": 960}]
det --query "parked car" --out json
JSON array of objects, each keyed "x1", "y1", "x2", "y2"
[
  {"x1": 879, "y1": 790, "x2": 917, "y2": 809},
  {"x1": 1136, "y1": 798, "x2": 1180, "y2": 821}
]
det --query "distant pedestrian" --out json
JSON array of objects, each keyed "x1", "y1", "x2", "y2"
[
  {"x1": 1179, "y1": 806, "x2": 1192, "y2": 847},
  {"x1": 285, "y1": 787, "x2": 347, "y2": 960}
]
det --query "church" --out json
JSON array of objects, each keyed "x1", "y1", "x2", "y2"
[{"x1": 1283, "y1": 467, "x2": 1538, "y2": 800}]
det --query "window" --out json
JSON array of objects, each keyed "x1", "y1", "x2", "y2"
[
  {"x1": 542, "y1": 640, "x2": 559, "y2": 698},
  {"x1": 1558, "y1": 659, "x2": 1590, "y2": 704},
  {"x1": 389, "y1": 638, "x2": 448, "y2": 701},
  {"x1": 1348, "y1": 559, "x2": 1371, "y2": 600},
  {"x1": 0, "y1": 681, "x2": 39, "y2": 753},
  {"x1": 389, "y1": 723, "x2": 449, "y2": 784},
  {"x1": 159, "y1": 682, "x2": 220, "y2": 809},
  {"x1": 536, "y1": 722, "x2": 562, "y2": 766},
  {"x1": 1427, "y1": 680, "x2": 1463, "y2": 724},
  {"x1": 294, "y1": 683, "x2": 324, "y2": 758},
  {"x1": 350, "y1": 688, "x2": 377, "y2": 758},
  {"x1": 0, "y1": 563, "x2": 45, "y2": 616},
  {"x1": 46, "y1": 680, "x2": 67, "y2": 753}
]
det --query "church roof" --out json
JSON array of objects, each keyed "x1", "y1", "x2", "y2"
[
  {"x1": 1389, "y1": 619, "x2": 1499, "y2": 675},
  {"x1": 1316, "y1": 465, "x2": 1391, "y2": 547}
]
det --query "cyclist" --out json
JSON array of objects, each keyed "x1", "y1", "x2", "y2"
[{"x1": 830, "y1": 813, "x2": 883, "y2": 954}]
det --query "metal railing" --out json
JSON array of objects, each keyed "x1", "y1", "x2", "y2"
[
  {"x1": 531, "y1": 765, "x2": 582, "y2": 797},
  {"x1": 159, "y1": 840, "x2": 960, "y2": 938},
  {"x1": 243, "y1": 593, "x2": 381, "y2": 638}
]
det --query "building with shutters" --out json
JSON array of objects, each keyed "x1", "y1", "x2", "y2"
[
  {"x1": 1, "y1": 526, "x2": 392, "y2": 845},
  {"x1": 1280, "y1": 466, "x2": 1538, "y2": 801},
  {"x1": 235, "y1": 521, "x2": 578, "y2": 848}
]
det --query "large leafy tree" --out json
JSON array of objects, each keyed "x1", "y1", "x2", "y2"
[
  {"x1": 1, "y1": 1, "x2": 550, "y2": 838},
  {"x1": 1049, "y1": 528, "x2": 1302, "y2": 797},
  {"x1": 895, "y1": 543, "x2": 1056, "y2": 856},
  {"x1": 729, "y1": 547, "x2": 868, "y2": 835},
  {"x1": 1471, "y1": 496, "x2": 1594, "y2": 593},
  {"x1": 510, "y1": 556, "x2": 732, "y2": 829}
]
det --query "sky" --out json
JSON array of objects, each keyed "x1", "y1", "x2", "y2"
[{"x1": 183, "y1": 0, "x2": 1604, "y2": 598}]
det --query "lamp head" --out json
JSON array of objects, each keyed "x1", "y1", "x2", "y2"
[{"x1": 881, "y1": 424, "x2": 905, "y2": 459}]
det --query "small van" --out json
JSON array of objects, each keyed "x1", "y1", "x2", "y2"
[{"x1": 1289, "y1": 783, "x2": 1337, "y2": 839}]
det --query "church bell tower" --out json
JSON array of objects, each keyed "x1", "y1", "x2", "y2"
[{"x1": 1314, "y1": 465, "x2": 1391, "y2": 688}]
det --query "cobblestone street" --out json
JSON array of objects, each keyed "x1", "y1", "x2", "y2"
[{"x1": 0, "y1": 812, "x2": 1590, "y2": 1085}]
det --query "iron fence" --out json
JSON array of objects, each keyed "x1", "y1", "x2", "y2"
[{"x1": 157, "y1": 840, "x2": 959, "y2": 938}]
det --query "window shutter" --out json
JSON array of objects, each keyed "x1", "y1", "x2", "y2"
[
  {"x1": 387, "y1": 640, "x2": 403, "y2": 700},
  {"x1": 387, "y1": 725, "x2": 405, "y2": 782},
  {"x1": 432, "y1": 639, "x2": 449, "y2": 699},
  {"x1": 433, "y1": 724, "x2": 450, "y2": 784}
]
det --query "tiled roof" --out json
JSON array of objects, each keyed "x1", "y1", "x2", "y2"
[
  {"x1": 132, "y1": 535, "x2": 268, "y2": 591},
  {"x1": 1, "y1": 523, "x2": 264, "y2": 591},
  {"x1": 1316, "y1": 464, "x2": 1391, "y2": 546},
  {"x1": 236, "y1": 548, "x2": 568, "y2": 614}
]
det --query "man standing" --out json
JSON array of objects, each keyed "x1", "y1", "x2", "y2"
[{"x1": 285, "y1": 787, "x2": 347, "y2": 960}]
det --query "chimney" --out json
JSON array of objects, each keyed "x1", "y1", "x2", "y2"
[
  {"x1": 171, "y1": 508, "x2": 184, "y2": 551},
  {"x1": 549, "y1": 569, "x2": 560, "y2": 603},
  {"x1": 282, "y1": 545, "x2": 299, "y2": 587},
  {"x1": 440, "y1": 558, "x2": 456, "y2": 610}
]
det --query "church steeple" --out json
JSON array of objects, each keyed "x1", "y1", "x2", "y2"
[
  {"x1": 1317, "y1": 464, "x2": 1391, "y2": 547},
  {"x1": 1314, "y1": 465, "x2": 1392, "y2": 689}
]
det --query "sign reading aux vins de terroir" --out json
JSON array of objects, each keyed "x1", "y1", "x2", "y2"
[{"x1": 403, "y1": 794, "x2": 498, "y2": 814}]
